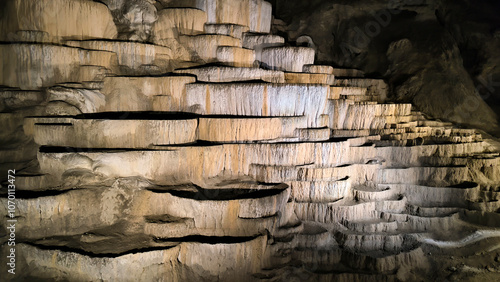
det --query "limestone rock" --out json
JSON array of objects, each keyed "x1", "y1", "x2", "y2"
[
  {"x1": 28, "y1": 117, "x2": 198, "y2": 148},
  {"x1": 242, "y1": 34, "x2": 285, "y2": 49},
  {"x1": 0, "y1": 90, "x2": 45, "y2": 111},
  {"x1": 2, "y1": 0, "x2": 500, "y2": 281},
  {"x1": 198, "y1": 116, "x2": 306, "y2": 142},
  {"x1": 284, "y1": 73, "x2": 335, "y2": 85},
  {"x1": 152, "y1": 8, "x2": 207, "y2": 42},
  {"x1": 184, "y1": 83, "x2": 328, "y2": 127},
  {"x1": 0, "y1": 0, "x2": 117, "y2": 43},
  {"x1": 65, "y1": 40, "x2": 193, "y2": 75},
  {"x1": 303, "y1": 64, "x2": 334, "y2": 74},
  {"x1": 46, "y1": 87, "x2": 106, "y2": 114},
  {"x1": 179, "y1": 34, "x2": 241, "y2": 62},
  {"x1": 101, "y1": 0, "x2": 158, "y2": 41},
  {"x1": 204, "y1": 23, "x2": 249, "y2": 39},
  {"x1": 261, "y1": 47, "x2": 315, "y2": 72},
  {"x1": 242, "y1": 34, "x2": 285, "y2": 62},
  {"x1": 272, "y1": 0, "x2": 500, "y2": 134},
  {"x1": 0, "y1": 44, "x2": 116, "y2": 90},
  {"x1": 174, "y1": 66, "x2": 285, "y2": 83},
  {"x1": 216, "y1": 46, "x2": 256, "y2": 67},
  {"x1": 204, "y1": 0, "x2": 272, "y2": 33},
  {"x1": 100, "y1": 76, "x2": 195, "y2": 111}
]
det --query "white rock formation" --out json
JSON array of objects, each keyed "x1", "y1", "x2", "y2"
[
  {"x1": 1, "y1": 0, "x2": 500, "y2": 281},
  {"x1": 0, "y1": 0, "x2": 117, "y2": 42}
]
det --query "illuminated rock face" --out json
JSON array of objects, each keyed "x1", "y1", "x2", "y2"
[{"x1": 1, "y1": 0, "x2": 500, "y2": 281}]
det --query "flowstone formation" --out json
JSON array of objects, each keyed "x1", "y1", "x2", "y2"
[{"x1": 1, "y1": 0, "x2": 500, "y2": 281}]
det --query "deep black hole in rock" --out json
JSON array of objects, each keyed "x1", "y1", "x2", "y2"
[
  {"x1": 149, "y1": 185, "x2": 286, "y2": 201},
  {"x1": 24, "y1": 242, "x2": 176, "y2": 258},
  {"x1": 0, "y1": 188, "x2": 73, "y2": 199},
  {"x1": 38, "y1": 146, "x2": 164, "y2": 153},
  {"x1": 449, "y1": 181, "x2": 478, "y2": 189},
  {"x1": 155, "y1": 235, "x2": 259, "y2": 244}
]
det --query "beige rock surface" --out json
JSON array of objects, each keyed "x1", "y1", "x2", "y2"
[
  {"x1": 29, "y1": 118, "x2": 198, "y2": 148},
  {"x1": 284, "y1": 72, "x2": 335, "y2": 85},
  {"x1": 216, "y1": 46, "x2": 256, "y2": 67},
  {"x1": 261, "y1": 47, "x2": 315, "y2": 72},
  {"x1": 0, "y1": 44, "x2": 115, "y2": 90},
  {"x1": 65, "y1": 40, "x2": 193, "y2": 74},
  {"x1": 203, "y1": 0, "x2": 272, "y2": 33},
  {"x1": 152, "y1": 8, "x2": 207, "y2": 41},
  {"x1": 100, "y1": 76, "x2": 196, "y2": 112},
  {"x1": 174, "y1": 66, "x2": 285, "y2": 83},
  {"x1": 204, "y1": 23, "x2": 249, "y2": 39},
  {"x1": 0, "y1": 0, "x2": 117, "y2": 43},
  {"x1": 184, "y1": 83, "x2": 329, "y2": 126},
  {"x1": 2, "y1": 0, "x2": 500, "y2": 281},
  {"x1": 303, "y1": 64, "x2": 335, "y2": 74},
  {"x1": 179, "y1": 34, "x2": 241, "y2": 62}
]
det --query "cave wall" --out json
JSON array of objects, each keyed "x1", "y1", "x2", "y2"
[
  {"x1": 1, "y1": 0, "x2": 500, "y2": 281},
  {"x1": 270, "y1": 0, "x2": 500, "y2": 135}
]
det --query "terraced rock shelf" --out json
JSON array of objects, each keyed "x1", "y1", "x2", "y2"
[{"x1": 1, "y1": 0, "x2": 500, "y2": 281}]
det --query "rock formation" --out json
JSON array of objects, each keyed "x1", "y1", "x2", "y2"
[
  {"x1": 1, "y1": 0, "x2": 500, "y2": 281},
  {"x1": 270, "y1": 0, "x2": 500, "y2": 135}
]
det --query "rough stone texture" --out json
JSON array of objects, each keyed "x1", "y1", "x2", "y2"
[
  {"x1": 100, "y1": 0, "x2": 158, "y2": 41},
  {"x1": 2, "y1": 0, "x2": 500, "y2": 281},
  {"x1": 174, "y1": 66, "x2": 285, "y2": 83},
  {"x1": 99, "y1": 76, "x2": 196, "y2": 111},
  {"x1": 179, "y1": 34, "x2": 241, "y2": 62},
  {"x1": 261, "y1": 46, "x2": 315, "y2": 72},
  {"x1": 152, "y1": 8, "x2": 207, "y2": 42},
  {"x1": 65, "y1": 40, "x2": 193, "y2": 75},
  {"x1": 270, "y1": 0, "x2": 500, "y2": 135},
  {"x1": 0, "y1": 0, "x2": 118, "y2": 43},
  {"x1": 243, "y1": 33, "x2": 285, "y2": 63},
  {"x1": 204, "y1": 23, "x2": 249, "y2": 39},
  {"x1": 0, "y1": 44, "x2": 116, "y2": 90},
  {"x1": 216, "y1": 46, "x2": 256, "y2": 67},
  {"x1": 284, "y1": 73, "x2": 335, "y2": 85},
  {"x1": 27, "y1": 117, "x2": 198, "y2": 148},
  {"x1": 204, "y1": 0, "x2": 272, "y2": 33}
]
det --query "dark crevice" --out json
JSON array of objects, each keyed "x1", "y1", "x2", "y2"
[
  {"x1": 0, "y1": 188, "x2": 75, "y2": 199},
  {"x1": 106, "y1": 72, "x2": 198, "y2": 78},
  {"x1": 295, "y1": 197, "x2": 344, "y2": 204},
  {"x1": 145, "y1": 214, "x2": 191, "y2": 224},
  {"x1": 79, "y1": 112, "x2": 305, "y2": 120},
  {"x1": 176, "y1": 62, "x2": 263, "y2": 70},
  {"x1": 154, "y1": 235, "x2": 259, "y2": 244},
  {"x1": 35, "y1": 123, "x2": 73, "y2": 126},
  {"x1": 74, "y1": 111, "x2": 199, "y2": 120},
  {"x1": 32, "y1": 112, "x2": 307, "y2": 120},
  {"x1": 17, "y1": 242, "x2": 177, "y2": 258},
  {"x1": 38, "y1": 146, "x2": 173, "y2": 153},
  {"x1": 149, "y1": 184, "x2": 287, "y2": 200},
  {"x1": 449, "y1": 181, "x2": 478, "y2": 189},
  {"x1": 153, "y1": 140, "x2": 222, "y2": 147}
]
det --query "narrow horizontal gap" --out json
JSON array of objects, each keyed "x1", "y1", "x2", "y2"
[
  {"x1": 24, "y1": 242, "x2": 177, "y2": 258},
  {"x1": 0, "y1": 188, "x2": 73, "y2": 199},
  {"x1": 448, "y1": 181, "x2": 478, "y2": 189},
  {"x1": 149, "y1": 185, "x2": 286, "y2": 201},
  {"x1": 34, "y1": 123, "x2": 73, "y2": 126},
  {"x1": 34, "y1": 112, "x2": 305, "y2": 120},
  {"x1": 38, "y1": 146, "x2": 171, "y2": 153},
  {"x1": 154, "y1": 235, "x2": 259, "y2": 244},
  {"x1": 74, "y1": 111, "x2": 199, "y2": 120}
]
